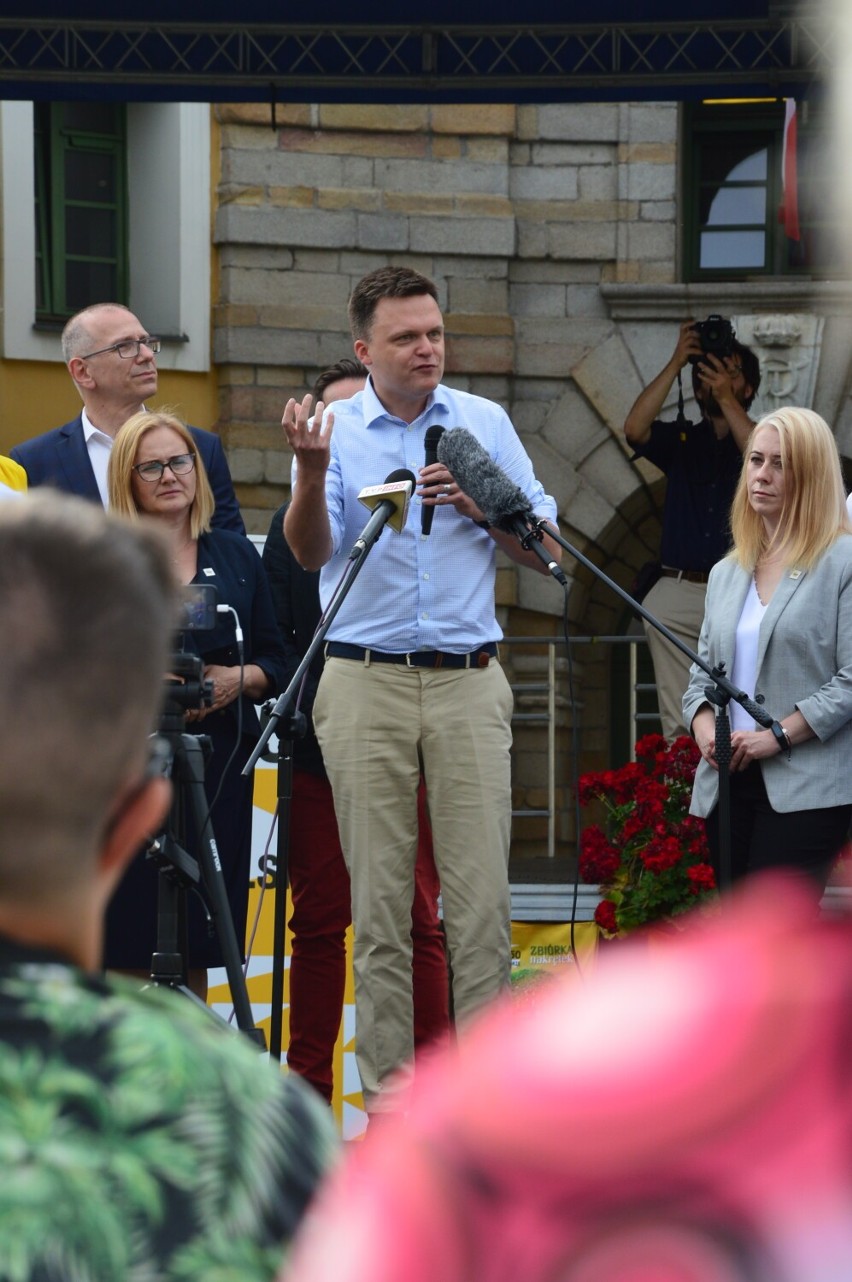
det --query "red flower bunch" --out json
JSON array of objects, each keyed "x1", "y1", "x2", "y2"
[{"x1": 579, "y1": 734, "x2": 716, "y2": 935}]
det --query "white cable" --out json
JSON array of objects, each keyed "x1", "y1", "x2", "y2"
[{"x1": 217, "y1": 603, "x2": 243, "y2": 647}]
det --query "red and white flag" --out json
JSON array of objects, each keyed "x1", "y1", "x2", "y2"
[{"x1": 779, "y1": 97, "x2": 800, "y2": 241}]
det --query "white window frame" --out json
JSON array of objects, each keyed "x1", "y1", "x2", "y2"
[{"x1": 0, "y1": 100, "x2": 211, "y2": 371}]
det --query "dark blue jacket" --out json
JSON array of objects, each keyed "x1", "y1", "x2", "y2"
[
  {"x1": 180, "y1": 528, "x2": 287, "y2": 740},
  {"x1": 262, "y1": 502, "x2": 327, "y2": 777},
  {"x1": 10, "y1": 414, "x2": 245, "y2": 535}
]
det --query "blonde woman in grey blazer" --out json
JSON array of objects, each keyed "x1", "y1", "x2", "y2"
[{"x1": 683, "y1": 407, "x2": 852, "y2": 890}]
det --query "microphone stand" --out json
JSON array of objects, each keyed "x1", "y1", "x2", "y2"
[
  {"x1": 522, "y1": 517, "x2": 778, "y2": 892},
  {"x1": 242, "y1": 512, "x2": 395, "y2": 1061}
]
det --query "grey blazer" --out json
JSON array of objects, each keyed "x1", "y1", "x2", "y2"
[{"x1": 683, "y1": 534, "x2": 852, "y2": 817}]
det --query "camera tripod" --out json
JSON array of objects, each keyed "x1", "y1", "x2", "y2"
[{"x1": 147, "y1": 684, "x2": 266, "y2": 1049}]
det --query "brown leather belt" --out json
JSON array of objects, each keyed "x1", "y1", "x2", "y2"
[{"x1": 660, "y1": 567, "x2": 710, "y2": 585}]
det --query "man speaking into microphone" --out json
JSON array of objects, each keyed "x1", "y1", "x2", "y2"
[{"x1": 282, "y1": 266, "x2": 560, "y2": 1116}]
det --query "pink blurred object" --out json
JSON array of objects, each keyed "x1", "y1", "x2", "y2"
[{"x1": 287, "y1": 873, "x2": 852, "y2": 1282}]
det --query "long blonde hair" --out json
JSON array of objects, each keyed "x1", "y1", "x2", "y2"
[
  {"x1": 108, "y1": 409, "x2": 214, "y2": 538},
  {"x1": 729, "y1": 406, "x2": 851, "y2": 571}
]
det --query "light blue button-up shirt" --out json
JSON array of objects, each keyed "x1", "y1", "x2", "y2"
[{"x1": 305, "y1": 379, "x2": 557, "y2": 653}]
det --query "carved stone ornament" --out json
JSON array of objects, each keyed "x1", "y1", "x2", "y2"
[{"x1": 732, "y1": 313, "x2": 824, "y2": 416}]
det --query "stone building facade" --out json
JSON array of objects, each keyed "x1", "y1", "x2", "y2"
[{"x1": 212, "y1": 100, "x2": 852, "y2": 862}]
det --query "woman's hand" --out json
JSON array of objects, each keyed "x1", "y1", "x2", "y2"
[
  {"x1": 202, "y1": 663, "x2": 243, "y2": 714},
  {"x1": 185, "y1": 663, "x2": 272, "y2": 722},
  {"x1": 729, "y1": 728, "x2": 783, "y2": 771},
  {"x1": 691, "y1": 707, "x2": 719, "y2": 771},
  {"x1": 184, "y1": 664, "x2": 243, "y2": 720}
]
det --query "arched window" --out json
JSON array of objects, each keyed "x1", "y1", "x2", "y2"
[{"x1": 684, "y1": 99, "x2": 831, "y2": 279}]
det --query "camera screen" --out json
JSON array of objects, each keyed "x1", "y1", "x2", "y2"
[{"x1": 180, "y1": 584, "x2": 218, "y2": 631}]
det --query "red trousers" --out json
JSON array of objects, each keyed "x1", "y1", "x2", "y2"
[{"x1": 287, "y1": 770, "x2": 449, "y2": 1104}]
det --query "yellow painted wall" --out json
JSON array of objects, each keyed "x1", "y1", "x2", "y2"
[{"x1": 0, "y1": 359, "x2": 220, "y2": 457}]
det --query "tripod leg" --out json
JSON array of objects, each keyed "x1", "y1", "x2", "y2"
[
  {"x1": 150, "y1": 859, "x2": 188, "y2": 986},
  {"x1": 178, "y1": 734, "x2": 266, "y2": 1048}
]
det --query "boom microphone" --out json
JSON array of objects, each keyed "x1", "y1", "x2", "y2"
[
  {"x1": 437, "y1": 428, "x2": 567, "y2": 587},
  {"x1": 421, "y1": 424, "x2": 445, "y2": 537},
  {"x1": 437, "y1": 428, "x2": 535, "y2": 533},
  {"x1": 349, "y1": 468, "x2": 415, "y2": 561}
]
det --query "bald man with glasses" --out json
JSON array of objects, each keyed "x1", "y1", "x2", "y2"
[{"x1": 11, "y1": 302, "x2": 244, "y2": 533}]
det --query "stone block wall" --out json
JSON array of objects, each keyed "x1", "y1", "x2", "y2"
[{"x1": 211, "y1": 99, "x2": 852, "y2": 862}]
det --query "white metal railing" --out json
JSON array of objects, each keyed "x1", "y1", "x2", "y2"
[{"x1": 502, "y1": 633, "x2": 656, "y2": 858}]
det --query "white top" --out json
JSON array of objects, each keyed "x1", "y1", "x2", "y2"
[
  {"x1": 81, "y1": 407, "x2": 114, "y2": 507},
  {"x1": 730, "y1": 577, "x2": 766, "y2": 731}
]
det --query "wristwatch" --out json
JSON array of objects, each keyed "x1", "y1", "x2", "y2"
[{"x1": 769, "y1": 721, "x2": 792, "y2": 760}]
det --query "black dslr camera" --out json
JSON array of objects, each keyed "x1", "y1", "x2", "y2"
[{"x1": 689, "y1": 314, "x2": 735, "y2": 364}]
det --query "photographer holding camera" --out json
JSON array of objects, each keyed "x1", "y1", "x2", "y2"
[{"x1": 624, "y1": 318, "x2": 761, "y2": 741}]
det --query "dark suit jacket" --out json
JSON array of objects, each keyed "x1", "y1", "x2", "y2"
[
  {"x1": 10, "y1": 414, "x2": 245, "y2": 534},
  {"x1": 181, "y1": 528, "x2": 287, "y2": 740},
  {"x1": 262, "y1": 502, "x2": 327, "y2": 777}
]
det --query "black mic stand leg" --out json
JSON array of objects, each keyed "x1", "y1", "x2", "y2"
[
  {"x1": 267, "y1": 718, "x2": 303, "y2": 1063},
  {"x1": 703, "y1": 668, "x2": 734, "y2": 896}
]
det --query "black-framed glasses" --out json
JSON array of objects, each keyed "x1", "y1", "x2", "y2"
[
  {"x1": 132, "y1": 453, "x2": 196, "y2": 482},
  {"x1": 80, "y1": 336, "x2": 161, "y2": 360}
]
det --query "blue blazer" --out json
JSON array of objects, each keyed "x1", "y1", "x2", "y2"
[
  {"x1": 262, "y1": 501, "x2": 327, "y2": 777},
  {"x1": 10, "y1": 413, "x2": 245, "y2": 535},
  {"x1": 683, "y1": 535, "x2": 852, "y2": 816}
]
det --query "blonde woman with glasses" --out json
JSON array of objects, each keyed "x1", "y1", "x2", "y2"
[{"x1": 105, "y1": 409, "x2": 286, "y2": 997}]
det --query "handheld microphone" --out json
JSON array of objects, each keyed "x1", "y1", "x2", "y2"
[
  {"x1": 421, "y1": 424, "x2": 445, "y2": 537},
  {"x1": 437, "y1": 428, "x2": 567, "y2": 587},
  {"x1": 349, "y1": 468, "x2": 415, "y2": 561}
]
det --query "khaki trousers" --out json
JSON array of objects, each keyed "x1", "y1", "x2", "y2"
[
  {"x1": 313, "y1": 655, "x2": 513, "y2": 1109},
  {"x1": 642, "y1": 575, "x2": 707, "y2": 742}
]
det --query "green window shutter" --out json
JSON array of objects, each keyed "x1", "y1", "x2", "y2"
[{"x1": 34, "y1": 102, "x2": 127, "y2": 322}]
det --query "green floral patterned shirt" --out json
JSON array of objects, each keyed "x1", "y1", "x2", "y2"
[{"x1": 0, "y1": 935, "x2": 337, "y2": 1281}]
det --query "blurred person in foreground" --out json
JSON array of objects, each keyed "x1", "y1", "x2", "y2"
[
  {"x1": 684, "y1": 407, "x2": 852, "y2": 892},
  {"x1": 285, "y1": 869, "x2": 852, "y2": 1282},
  {"x1": 105, "y1": 410, "x2": 286, "y2": 998},
  {"x1": 0, "y1": 492, "x2": 334, "y2": 1280},
  {"x1": 264, "y1": 358, "x2": 449, "y2": 1107}
]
